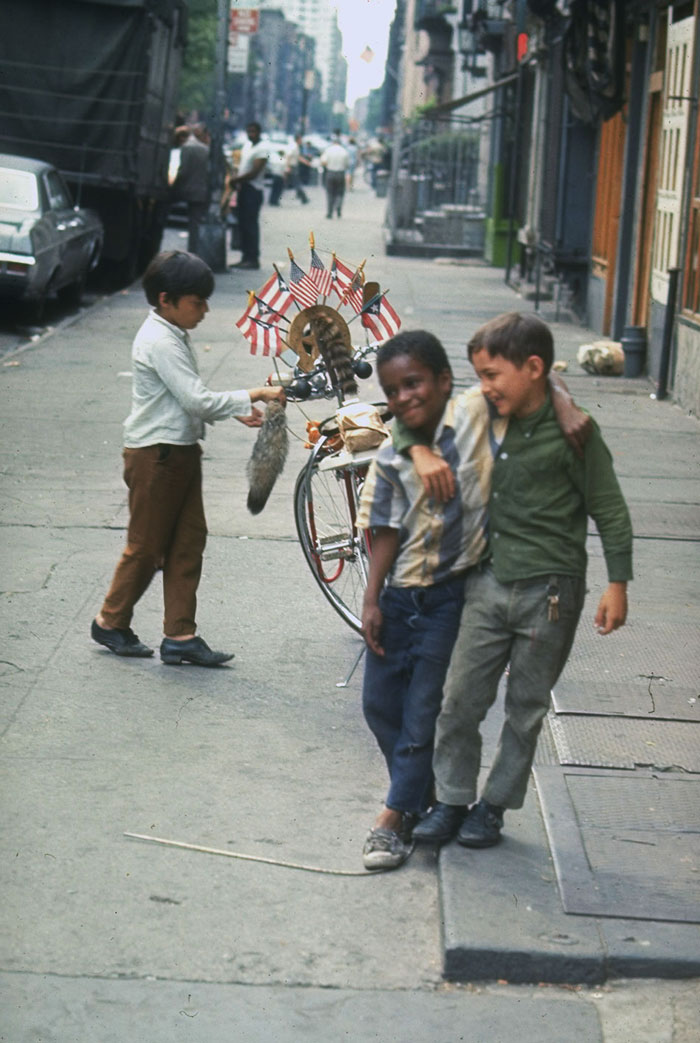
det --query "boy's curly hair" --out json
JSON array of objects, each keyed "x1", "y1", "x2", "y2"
[{"x1": 377, "y1": 330, "x2": 453, "y2": 379}]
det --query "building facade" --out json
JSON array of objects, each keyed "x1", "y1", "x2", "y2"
[{"x1": 381, "y1": 0, "x2": 700, "y2": 414}]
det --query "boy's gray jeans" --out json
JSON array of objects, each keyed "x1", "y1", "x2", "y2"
[{"x1": 433, "y1": 565, "x2": 586, "y2": 810}]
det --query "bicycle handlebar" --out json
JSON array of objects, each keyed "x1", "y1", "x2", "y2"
[{"x1": 269, "y1": 342, "x2": 380, "y2": 402}]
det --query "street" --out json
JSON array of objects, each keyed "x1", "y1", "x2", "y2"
[{"x1": 1, "y1": 177, "x2": 698, "y2": 1041}]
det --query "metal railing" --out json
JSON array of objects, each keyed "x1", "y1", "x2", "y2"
[{"x1": 387, "y1": 114, "x2": 486, "y2": 253}]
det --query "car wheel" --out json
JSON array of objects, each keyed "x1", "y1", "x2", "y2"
[{"x1": 58, "y1": 272, "x2": 86, "y2": 308}]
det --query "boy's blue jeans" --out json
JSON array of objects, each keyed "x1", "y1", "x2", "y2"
[
  {"x1": 433, "y1": 565, "x2": 585, "y2": 810},
  {"x1": 362, "y1": 576, "x2": 465, "y2": 815}
]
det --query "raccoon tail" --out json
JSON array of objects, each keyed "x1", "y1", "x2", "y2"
[
  {"x1": 246, "y1": 400, "x2": 289, "y2": 515},
  {"x1": 310, "y1": 313, "x2": 358, "y2": 397}
]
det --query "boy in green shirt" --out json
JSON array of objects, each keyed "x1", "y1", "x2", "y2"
[{"x1": 410, "y1": 312, "x2": 633, "y2": 848}]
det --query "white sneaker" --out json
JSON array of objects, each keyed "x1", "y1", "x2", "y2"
[{"x1": 362, "y1": 827, "x2": 414, "y2": 870}]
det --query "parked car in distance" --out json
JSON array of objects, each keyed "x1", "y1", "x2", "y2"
[{"x1": 0, "y1": 153, "x2": 103, "y2": 312}]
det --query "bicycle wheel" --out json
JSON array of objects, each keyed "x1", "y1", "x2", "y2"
[{"x1": 294, "y1": 445, "x2": 371, "y2": 633}]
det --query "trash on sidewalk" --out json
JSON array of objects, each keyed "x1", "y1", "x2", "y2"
[{"x1": 577, "y1": 340, "x2": 624, "y2": 375}]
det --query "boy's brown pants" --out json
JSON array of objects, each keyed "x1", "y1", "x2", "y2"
[{"x1": 100, "y1": 444, "x2": 207, "y2": 637}]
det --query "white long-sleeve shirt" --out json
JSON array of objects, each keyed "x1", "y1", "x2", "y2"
[{"x1": 123, "y1": 309, "x2": 251, "y2": 447}]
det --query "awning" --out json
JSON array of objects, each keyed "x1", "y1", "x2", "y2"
[{"x1": 425, "y1": 72, "x2": 520, "y2": 116}]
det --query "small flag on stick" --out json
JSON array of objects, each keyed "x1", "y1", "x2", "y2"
[
  {"x1": 337, "y1": 261, "x2": 365, "y2": 314},
  {"x1": 360, "y1": 292, "x2": 402, "y2": 341},
  {"x1": 330, "y1": 254, "x2": 354, "y2": 297},
  {"x1": 309, "y1": 247, "x2": 333, "y2": 297},
  {"x1": 287, "y1": 249, "x2": 319, "y2": 309},
  {"x1": 236, "y1": 289, "x2": 287, "y2": 356}
]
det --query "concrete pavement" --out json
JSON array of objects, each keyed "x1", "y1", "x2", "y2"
[{"x1": 1, "y1": 176, "x2": 698, "y2": 1039}]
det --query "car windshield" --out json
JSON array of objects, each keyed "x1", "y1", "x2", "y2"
[{"x1": 0, "y1": 169, "x2": 40, "y2": 210}]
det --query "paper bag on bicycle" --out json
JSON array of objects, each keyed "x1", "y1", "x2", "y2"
[{"x1": 336, "y1": 402, "x2": 390, "y2": 452}]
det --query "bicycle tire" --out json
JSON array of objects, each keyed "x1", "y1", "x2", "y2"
[{"x1": 294, "y1": 442, "x2": 371, "y2": 633}]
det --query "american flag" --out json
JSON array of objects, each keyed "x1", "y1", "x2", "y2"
[
  {"x1": 360, "y1": 292, "x2": 402, "y2": 341},
  {"x1": 309, "y1": 247, "x2": 333, "y2": 297},
  {"x1": 288, "y1": 256, "x2": 319, "y2": 309}
]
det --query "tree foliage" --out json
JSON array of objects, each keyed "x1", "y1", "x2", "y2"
[{"x1": 178, "y1": 0, "x2": 217, "y2": 120}]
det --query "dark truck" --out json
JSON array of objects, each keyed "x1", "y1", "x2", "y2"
[{"x1": 0, "y1": 0, "x2": 187, "y2": 283}]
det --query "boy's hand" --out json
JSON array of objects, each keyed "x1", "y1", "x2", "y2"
[
  {"x1": 249, "y1": 386, "x2": 286, "y2": 405},
  {"x1": 362, "y1": 599, "x2": 384, "y2": 656},
  {"x1": 561, "y1": 407, "x2": 592, "y2": 459},
  {"x1": 409, "y1": 445, "x2": 455, "y2": 503},
  {"x1": 549, "y1": 374, "x2": 592, "y2": 458},
  {"x1": 236, "y1": 407, "x2": 264, "y2": 427},
  {"x1": 594, "y1": 582, "x2": 628, "y2": 634}
]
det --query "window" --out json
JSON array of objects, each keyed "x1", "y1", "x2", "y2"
[
  {"x1": 0, "y1": 169, "x2": 39, "y2": 210},
  {"x1": 45, "y1": 170, "x2": 72, "y2": 210}
]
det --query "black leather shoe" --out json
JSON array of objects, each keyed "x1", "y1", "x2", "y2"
[
  {"x1": 457, "y1": 799, "x2": 504, "y2": 848},
  {"x1": 412, "y1": 802, "x2": 468, "y2": 844},
  {"x1": 160, "y1": 636, "x2": 234, "y2": 667},
  {"x1": 91, "y1": 619, "x2": 153, "y2": 658}
]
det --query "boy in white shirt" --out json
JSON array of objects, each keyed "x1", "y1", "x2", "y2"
[{"x1": 91, "y1": 251, "x2": 283, "y2": 666}]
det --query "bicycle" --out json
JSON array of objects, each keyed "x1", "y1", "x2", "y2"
[{"x1": 271, "y1": 331, "x2": 387, "y2": 634}]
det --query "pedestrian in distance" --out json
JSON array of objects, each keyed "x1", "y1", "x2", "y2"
[
  {"x1": 357, "y1": 328, "x2": 590, "y2": 870},
  {"x1": 170, "y1": 124, "x2": 210, "y2": 253},
  {"x1": 345, "y1": 137, "x2": 359, "y2": 190},
  {"x1": 267, "y1": 148, "x2": 286, "y2": 207},
  {"x1": 91, "y1": 251, "x2": 285, "y2": 667},
  {"x1": 408, "y1": 312, "x2": 633, "y2": 850},
  {"x1": 319, "y1": 130, "x2": 349, "y2": 219},
  {"x1": 285, "y1": 134, "x2": 310, "y2": 204},
  {"x1": 230, "y1": 121, "x2": 268, "y2": 270}
]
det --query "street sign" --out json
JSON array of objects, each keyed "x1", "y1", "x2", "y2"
[
  {"x1": 227, "y1": 31, "x2": 249, "y2": 74},
  {"x1": 230, "y1": 8, "x2": 259, "y2": 34}
]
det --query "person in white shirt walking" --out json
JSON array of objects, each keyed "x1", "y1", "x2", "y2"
[
  {"x1": 91, "y1": 251, "x2": 284, "y2": 666},
  {"x1": 320, "y1": 131, "x2": 350, "y2": 219},
  {"x1": 230, "y1": 121, "x2": 268, "y2": 270}
]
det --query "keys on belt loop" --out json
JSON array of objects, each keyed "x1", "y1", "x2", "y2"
[{"x1": 546, "y1": 576, "x2": 559, "y2": 622}]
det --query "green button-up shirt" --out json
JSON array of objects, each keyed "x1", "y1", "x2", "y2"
[{"x1": 488, "y1": 394, "x2": 633, "y2": 583}]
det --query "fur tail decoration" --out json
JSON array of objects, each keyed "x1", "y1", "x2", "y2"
[
  {"x1": 246, "y1": 401, "x2": 289, "y2": 515},
  {"x1": 310, "y1": 313, "x2": 358, "y2": 397}
]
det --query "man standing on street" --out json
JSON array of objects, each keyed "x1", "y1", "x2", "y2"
[
  {"x1": 320, "y1": 131, "x2": 350, "y2": 219},
  {"x1": 170, "y1": 124, "x2": 210, "y2": 253},
  {"x1": 230, "y1": 121, "x2": 268, "y2": 270}
]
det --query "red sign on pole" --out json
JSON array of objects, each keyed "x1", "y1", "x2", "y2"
[{"x1": 230, "y1": 9, "x2": 259, "y2": 34}]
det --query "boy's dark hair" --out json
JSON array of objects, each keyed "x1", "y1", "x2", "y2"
[
  {"x1": 467, "y1": 312, "x2": 554, "y2": 373},
  {"x1": 142, "y1": 251, "x2": 215, "y2": 306},
  {"x1": 247, "y1": 121, "x2": 262, "y2": 134},
  {"x1": 377, "y1": 330, "x2": 453, "y2": 379}
]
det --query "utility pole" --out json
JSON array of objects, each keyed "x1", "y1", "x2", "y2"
[{"x1": 195, "y1": 0, "x2": 229, "y2": 272}]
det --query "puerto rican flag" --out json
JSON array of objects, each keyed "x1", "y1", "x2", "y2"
[
  {"x1": 256, "y1": 270, "x2": 294, "y2": 319},
  {"x1": 309, "y1": 247, "x2": 333, "y2": 297},
  {"x1": 360, "y1": 292, "x2": 402, "y2": 341},
  {"x1": 338, "y1": 267, "x2": 365, "y2": 314},
  {"x1": 236, "y1": 291, "x2": 286, "y2": 356},
  {"x1": 330, "y1": 254, "x2": 354, "y2": 297},
  {"x1": 288, "y1": 256, "x2": 320, "y2": 309},
  {"x1": 248, "y1": 316, "x2": 284, "y2": 356}
]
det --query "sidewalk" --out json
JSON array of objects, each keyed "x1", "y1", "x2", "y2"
[{"x1": 1, "y1": 174, "x2": 698, "y2": 1006}]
